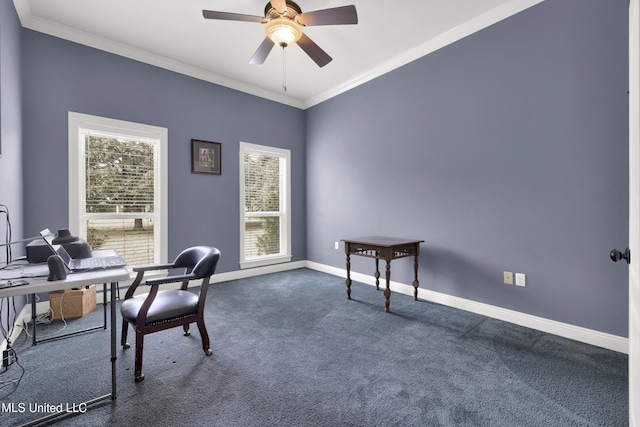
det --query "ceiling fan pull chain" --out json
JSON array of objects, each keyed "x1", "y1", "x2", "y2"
[{"x1": 282, "y1": 46, "x2": 287, "y2": 92}]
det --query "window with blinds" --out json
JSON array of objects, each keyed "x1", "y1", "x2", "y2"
[
  {"x1": 240, "y1": 142, "x2": 291, "y2": 268},
  {"x1": 68, "y1": 112, "x2": 168, "y2": 268},
  {"x1": 82, "y1": 134, "x2": 157, "y2": 266}
]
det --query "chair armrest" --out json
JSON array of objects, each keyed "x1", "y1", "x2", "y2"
[
  {"x1": 133, "y1": 263, "x2": 174, "y2": 273},
  {"x1": 145, "y1": 273, "x2": 196, "y2": 287},
  {"x1": 123, "y1": 263, "x2": 175, "y2": 300}
]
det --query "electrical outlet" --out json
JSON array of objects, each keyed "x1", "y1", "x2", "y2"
[
  {"x1": 335, "y1": 241, "x2": 339, "y2": 250},
  {"x1": 503, "y1": 271, "x2": 513, "y2": 285},
  {"x1": 2, "y1": 348, "x2": 16, "y2": 367},
  {"x1": 515, "y1": 273, "x2": 526, "y2": 287}
]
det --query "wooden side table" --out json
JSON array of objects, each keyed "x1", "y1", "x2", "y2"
[{"x1": 341, "y1": 236, "x2": 424, "y2": 312}]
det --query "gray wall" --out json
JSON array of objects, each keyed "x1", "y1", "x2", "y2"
[
  {"x1": 20, "y1": 31, "x2": 307, "y2": 273},
  {"x1": 2, "y1": 0, "x2": 631, "y2": 338},
  {"x1": 0, "y1": 0, "x2": 24, "y2": 250},
  {"x1": 306, "y1": 0, "x2": 629, "y2": 336},
  {"x1": 1, "y1": 0, "x2": 27, "y2": 331}
]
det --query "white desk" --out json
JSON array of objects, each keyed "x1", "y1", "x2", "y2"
[{"x1": 0, "y1": 264, "x2": 129, "y2": 426}]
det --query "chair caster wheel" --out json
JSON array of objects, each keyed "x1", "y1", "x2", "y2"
[
  {"x1": 205, "y1": 349, "x2": 212, "y2": 356},
  {"x1": 123, "y1": 343, "x2": 130, "y2": 349},
  {"x1": 184, "y1": 331, "x2": 191, "y2": 337},
  {"x1": 135, "y1": 373, "x2": 145, "y2": 382}
]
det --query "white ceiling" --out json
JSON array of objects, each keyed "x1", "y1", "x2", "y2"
[{"x1": 13, "y1": 0, "x2": 543, "y2": 109}]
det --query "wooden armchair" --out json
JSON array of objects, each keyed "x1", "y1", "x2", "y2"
[{"x1": 120, "y1": 246, "x2": 221, "y2": 382}]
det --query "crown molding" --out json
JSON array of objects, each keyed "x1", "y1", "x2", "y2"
[
  {"x1": 14, "y1": 0, "x2": 543, "y2": 110},
  {"x1": 13, "y1": 0, "x2": 305, "y2": 109},
  {"x1": 302, "y1": 0, "x2": 544, "y2": 109}
]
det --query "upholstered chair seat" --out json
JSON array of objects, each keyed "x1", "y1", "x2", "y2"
[{"x1": 120, "y1": 246, "x2": 221, "y2": 382}]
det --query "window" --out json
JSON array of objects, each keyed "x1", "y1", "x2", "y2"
[
  {"x1": 68, "y1": 112, "x2": 167, "y2": 267},
  {"x1": 239, "y1": 142, "x2": 291, "y2": 268}
]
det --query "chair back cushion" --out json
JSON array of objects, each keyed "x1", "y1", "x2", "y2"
[{"x1": 173, "y1": 246, "x2": 221, "y2": 278}]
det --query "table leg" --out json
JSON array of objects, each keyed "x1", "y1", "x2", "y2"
[
  {"x1": 345, "y1": 253, "x2": 352, "y2": 300},
  {"x1": 413, "y1": 253, "x2": 420, "y2": 301},
  {"x1": 384, "y1": 260, "x2": 391, "y2": 313},
  {"x1": 110, "y1": 282, "x2": 117, "y2": 400},
  {"x1": 103, "y1": 283, "x2": 108, "y2": 330},
  {"x1": 374, "y1": 257, "x2": 380, "y2": 290},
  {"x1": 19, "y1": 283, "x2": 120, "y2": 426},
  {"x1": 31, "y1": 294, "x2": 37, "y2": 345}
]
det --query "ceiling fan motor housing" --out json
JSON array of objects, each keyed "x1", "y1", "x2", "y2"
[
  {"x1": 264, "y1": 1, "x2": 302, "y2": 19},
  {"x1": 264, "y1": 1, "x2": 304, "y2": 47}
]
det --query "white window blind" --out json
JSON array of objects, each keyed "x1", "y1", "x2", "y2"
[
  {"x1": 82, "y1": 133, "x2": 157, "y2": 266},
  {"x1": 84, "y1": 133, "x2": 156, "y2": 214},
  {"x1": 69, "y1": 112, "x2": 168, "y2": 268},
  {"x1": 240, "y1": 142, "x2": 291, "y2": 268}
]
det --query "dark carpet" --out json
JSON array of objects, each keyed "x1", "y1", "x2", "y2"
[{"x1": 0, "y1": 268, "x2": 628, "y2": 426}]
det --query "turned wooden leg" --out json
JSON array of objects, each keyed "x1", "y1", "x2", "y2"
[
  {"x1": 374, "y1": 258, "x2": 380, "y2": 290},
  {"x1": 413, "y1": 254, "x2": 420, "y2": 301},
  {"x1": 384, "y1": 260, "x2": 391, "y2": 313},
  {"x1": 345, "y1": 254, "x2": 352, "y2": 300}
]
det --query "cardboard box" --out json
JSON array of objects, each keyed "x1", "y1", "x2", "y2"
[{"x1": 50, "y1": 285, "x2": 97, "y2": 320}]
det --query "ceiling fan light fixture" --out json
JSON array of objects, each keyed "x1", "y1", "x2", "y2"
[{"x1": 265, "y1": 17, "x2": 302, "y2": 47}]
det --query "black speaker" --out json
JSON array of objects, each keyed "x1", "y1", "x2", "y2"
[{"x1": 47, "y1": 255, "x2": 67, "y2": 281}]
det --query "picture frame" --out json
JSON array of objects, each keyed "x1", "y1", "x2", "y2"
[{"x1": 191, "y1": 139, "x2": 221, "y2": 175}]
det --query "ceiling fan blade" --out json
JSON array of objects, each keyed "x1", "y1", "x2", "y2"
[
  {"x1": 297, "y1": 5, "x2": 358, "y2": 26},
  {"x1": 270, "y1": 0, "x2": 287, "y2": 14},
  {"x1": 249, "y1": 37, "x2": 276, "y2": 64},
  {"x1": 202, "y1": 10, "x2": 267, "y2": 23},
  {"x1": 296, "y1": 33, "x2": 332, "y2": 67}
]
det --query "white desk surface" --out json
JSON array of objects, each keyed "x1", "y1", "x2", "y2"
[
  {"x1": 0, "y1": 267, "x2": 130, "y2": 298},
  {"x1": 0, "y1": 250, "x2": 129, "y2": 298}
]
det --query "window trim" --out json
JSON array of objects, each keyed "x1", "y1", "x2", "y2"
[
  {"x1": 68, "y1": 112, "x2": 168, "y2": 266},
  {"x1": 239, "y1": 141, "x2": 291, "y2": 269}
]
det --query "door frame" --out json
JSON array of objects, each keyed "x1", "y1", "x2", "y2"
[{"x1": 628, "y1": 0, "x2": 639, "y2": 425}]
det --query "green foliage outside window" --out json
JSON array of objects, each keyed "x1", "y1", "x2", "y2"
[
  {"x1": 84, "y1": 136, "x2": 155, "y2": 264},
  {"x1": 244, "y1": 153, "x2": 281, "y2": 256},
  {"x1": 85, "y1": 136, "x2": 154, "y2": 214}
]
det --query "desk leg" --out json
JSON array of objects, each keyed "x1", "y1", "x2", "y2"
[
  {"x1": 103, "y1": 283, "x2": 108, "y2": 330},
  {"x1": 31, "y1": 294, "x2": 37, "y2": 345},
  {"x1": 345, "y1": 254, "x2": 352, "y2": 300},
  {"x1": 18, "y1": 283, "x2": 119, "y2": 426},
  {"x1": 374, "y1": 258, "x2": 380, "y2": 291},
  {"x1": 413, "y1": 253, "x2": 420, "y2": 301},
  {"x1": 110, "y1": 282, "x2": 117, "y2": 400},
  {"x1": 384, "y1": 260, "x2": 391, "y2": 313}
]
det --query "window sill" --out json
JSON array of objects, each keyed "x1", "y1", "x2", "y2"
[{"x1": 240, "y1": 255, "x2": 292, "y2": 270}]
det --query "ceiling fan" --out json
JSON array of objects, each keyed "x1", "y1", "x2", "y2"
[{"x1": 202, "y1": 0, "x2": 358, "y2": 68}]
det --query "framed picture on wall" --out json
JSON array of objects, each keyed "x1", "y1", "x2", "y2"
[{"x1": 191, "y1": 139, "x2": 221, "y2": 175}]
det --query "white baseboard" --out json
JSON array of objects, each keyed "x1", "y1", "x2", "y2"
[
  {"x1": 2, "y1": 260, "x2": 628, "y2": 355},
  {"x1": 117, "y1": 260, "x2": 308, "y2": 297},
  {"x1": 305, "y1": 261, "x2": 629, "y2": 354},
  {"x1": 211, "y1": 260, "x2": 307, "y2": 284}
]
